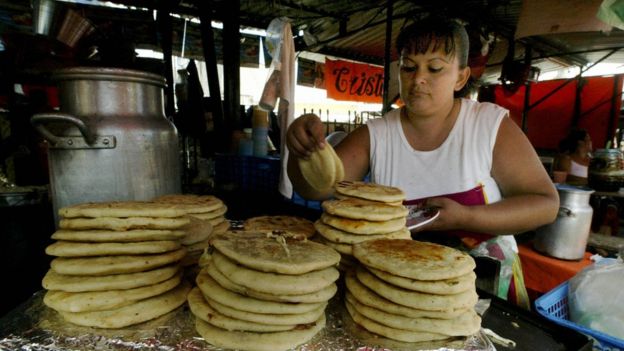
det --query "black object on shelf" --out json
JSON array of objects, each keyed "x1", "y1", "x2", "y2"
[{"x1": 478, "y1": 289, "x2": 593, "y2": 351}]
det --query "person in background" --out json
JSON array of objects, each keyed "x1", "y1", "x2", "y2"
[
  {"x1": 285, "y1": 16, "x2": 559, "y2": 307},
  {"x1": 553, "y1": 129, "x2": 592, "y2": 186}
]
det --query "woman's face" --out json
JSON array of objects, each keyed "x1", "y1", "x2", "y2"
[
  {"x1": 578, "y1": 134, "x2": 592, "y2": 153},
  {"x1": 398, "y1": 45, "x2": 470, "y2": 116}
]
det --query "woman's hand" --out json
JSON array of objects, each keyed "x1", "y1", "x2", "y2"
[
  {"x1": 415, "y1": 197, "x2": 470, "y2": 232},
  {"x1": 286, "y1": 114, "x2": 326, "y2": 158}
]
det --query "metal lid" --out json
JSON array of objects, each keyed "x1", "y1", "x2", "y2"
[
  {"x1": 52, "y1": 67, "x2": 166, "y2": 87},
  {"x1": 556, "y1": 183, "x2": 595, "y2": 194}
]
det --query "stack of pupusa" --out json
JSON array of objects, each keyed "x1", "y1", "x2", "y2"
[
  {"x1": 346, "y1": 239, "x2": 481, "y2": 343},
  {"x1": 42, "y1": 201, "x2": 203, "y2": 328},
  {"x1": 315, "y1": 181, "x2": 411, "y2": 270},
  {"x1": 189, "y1": 231, "x2": 341, "y2": 351},
  {"x1": 152, "y1": 194, "x2": 229, "y2": 267}
]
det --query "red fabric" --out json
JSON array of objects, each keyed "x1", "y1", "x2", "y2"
[
  {"x1": 21, "y1": 85, "x2": 60, "y2": 109},
  {"x1": 493, "y1": 76, "x2": 623, "y2": 150},
  {"x1": 324, "y1": 58, "x2": 384, "y2": 103},
  {"x1": 518, "y1": 242, "x2": 593, "y2": 294}
]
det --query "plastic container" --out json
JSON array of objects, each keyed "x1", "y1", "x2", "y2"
[
  {"x1": 239, "y1": 128, "x2": 253, "y2": 156},
  {"x1": 589, "y1": 148, "x2": 624, "y2": 191},
  {"x1": 214, "y1": 153, "x2": 280, "y2": 194},
  {"x1": 535, "y1": 282, "x2": 624, "y2": 350},
  {"x1": 252, "y1": 106, "x2": 269, "y2": 157}
]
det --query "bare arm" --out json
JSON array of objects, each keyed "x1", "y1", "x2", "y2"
[{"x1": 425, "y1": 117, "x2": 559, "y2": 235}]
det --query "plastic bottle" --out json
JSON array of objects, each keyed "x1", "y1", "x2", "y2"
[
  {"x1": 239, "y1": 128, "x2": 253, "y2": 156},
  {"x1": 252, "y1": 106, "x2": 269, "y2": 157}
]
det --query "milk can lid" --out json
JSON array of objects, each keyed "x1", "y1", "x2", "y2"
[{"x1": 556, "y1": 183, "x2": 595, "y2": 194}]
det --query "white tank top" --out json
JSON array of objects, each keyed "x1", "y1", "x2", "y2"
[
  {"x1": 569, "y1": 159, "x2": 588, "y2": 178},
  {"x1": 367, "y1": 98, "x2": 507, "y2": 203}
]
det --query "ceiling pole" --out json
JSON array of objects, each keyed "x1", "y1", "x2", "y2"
[
  {"x1": 521, "y1": 45, "x2": 532, "y2": 133},
  {"x1": 222, "y1": 0, "x2": 241, "y2": 134},
  {"x1": 382, "y1": 0, "x2": 393, "y2": 114},
  {"x1": 198, "y1": 1, "x2": 225, "y2": 152},
  {"x1": 571, "y1": 67, "x2": 583, "y2": 128},
  {"x1": 607, "y1": 74, "x2": 622, "y2": 147},
  {"x1": 156, "y1": 1, "x2": 175, "y2": 119}
]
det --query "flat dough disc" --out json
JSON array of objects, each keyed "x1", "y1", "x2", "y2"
[
  {"x1": 334, "y1": 181, "x2": 405, "y2": 203},
  {"x1": 321, "y1": 213, "x2": 406, "y2": 235},
  {"x1": 196, "y1": 271, "x2": 325, "y2": 315},
  {"x1": 41, "y1": 265, "x2": 181, "y2": 292},
  {"x1": 188, "y1": 287, "x2": 295, "y2": 332},
  {"x1": 345, "y1": 271, "x2": 471, "y2": 319},
  {"x1": 51, "y1": 229, "x2": 185, "y2": 242},
  {"x1": 322, "y1": 198, "x2": 408, "y2": 221},
  {"x1": 345, "y1": 300, "x2": 449, "y2": 343},
  {"x1": 58, "y1": 281, "x2": 191, "y2": 328},
  {"x1": 44, "y1": 273, "x2": 182, "y2": 312},
  {"x1": 298, "y1": 145, "x2": 337, "y2": 192},
  {"x1": 315, "y1": 220, "x2": 410, "y2": 244},
  {"x1": 195, "y1": 312, "x2": 325, "y2": 351},
  {"x1": 211, "y1": 251, "x2": 339, "y2": 295},
  {"x1": 346, "y1": 292, "x2": 481, "y2": 336},
  {"x1": 367, "y1": 266, "x2": 476, "y2": 295},
  {"x1": 211, "y1": 232, "x2": 340, "y2": 274},
  {"x1": 204, "y1": 265, "x2": 337, "y2": 304},
  {"x1": 45, "y1": 240, "x2": 181, "y2": 257},
  {"x1": 355, "y1": 266, "x2": 478, "y2": 311},
  {"x1": 50, "y1": 248, "x2": 187, "y2": 276},
  {"x1": 352, "y1": 239, "x2": 476, "y2": 280}
]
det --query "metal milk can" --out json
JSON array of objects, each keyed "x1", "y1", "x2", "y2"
[
  {"x1": 534, "y1": 184, "x2": 594, "y2": 260},
  {"x1": 31, "y1": 67, "x2": 181, "y2": 224}
]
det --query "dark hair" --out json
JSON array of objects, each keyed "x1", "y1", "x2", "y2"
[
  {"x1": 396, "y1": 16, "x2": 469, "y2": 68},
  {"x1": 558, "y1": 129, "x2": 589, "y2": 154},
  {"x1": 396, "y1": 16, "x2": 471, "y2": 97}
]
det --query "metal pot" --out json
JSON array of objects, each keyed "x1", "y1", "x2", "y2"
[
  {"x1": 534, "y1": 184, "x2": 594, "y2": 260},
  {"x1": 31, "y1": 67, "x2": 181, "y2": 225}
]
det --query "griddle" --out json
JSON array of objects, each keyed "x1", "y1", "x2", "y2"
[{"x1": 479, "y1": 289, "x2": 593, "y2": 351}]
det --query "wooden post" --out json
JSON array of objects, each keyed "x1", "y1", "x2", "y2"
[
  {"x1": 222, "y1": 0, "x2": 240, "y2": 133},
  {"x1": 198, "y1": 1, "x2": 225, "y2": 152},
  {"x1": 156, "y1": 2, "x2": 175, "y2": 120},
  {"x1": 382, "y1": 0, "x2": 393, "y2": 114}
]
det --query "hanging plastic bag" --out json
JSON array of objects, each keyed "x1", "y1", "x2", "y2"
[
  {"x1": 597, "y1": 0, "x2": 624, "y2": 30},
  {"x1": 568, "y1": 256, "x2": 624, "y2": 340},
  {"x1": 259, "y1": 17, "x2": 289, "y2": 110}
]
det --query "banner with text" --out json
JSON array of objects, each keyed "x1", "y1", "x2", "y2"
[{"x1": 324, "y1": 58, "x2": 384, "y2": 103}]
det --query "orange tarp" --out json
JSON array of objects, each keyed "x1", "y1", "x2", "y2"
[{"x1": 518, "y1": 242, "x2": 593, "y2": 295}]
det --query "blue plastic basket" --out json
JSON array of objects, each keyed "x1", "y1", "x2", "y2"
[{"x1": 535, "y1": 282, "x2": 624, "y2": 351}]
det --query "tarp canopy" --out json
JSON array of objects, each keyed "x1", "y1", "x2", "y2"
[{"x1": 490, "y1": 75, "x2": 623, "y2": 151}]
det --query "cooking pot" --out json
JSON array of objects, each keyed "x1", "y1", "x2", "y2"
[
  {"x1": 534, "y1": 184, "x2": 594, "y2": 260},
  {"x1": 31, "y1": 67, "x2": 181, "y2": 225}
]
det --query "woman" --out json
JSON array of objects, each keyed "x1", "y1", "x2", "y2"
[
  {"x1": 554, "y1": 129, "x2": 592, "y2": 185},
  {"x1": 287, "y1": 16, "x2": 559, "y2": 306}
]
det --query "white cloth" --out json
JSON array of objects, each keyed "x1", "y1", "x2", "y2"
[
  {"x1": 569, "y1": 159, "x2": 588, "y2": 178},
  {"x1": 367, "y1": 98, "x2": 506, "y2": 203},
  {"x1": 276, "y1": 21, "x2": 295, "y2": 198}
]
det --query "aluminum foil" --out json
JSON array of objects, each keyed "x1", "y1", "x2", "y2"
[{"x1": 0, "y1": 291, "x2": 494, "y2": 351}]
